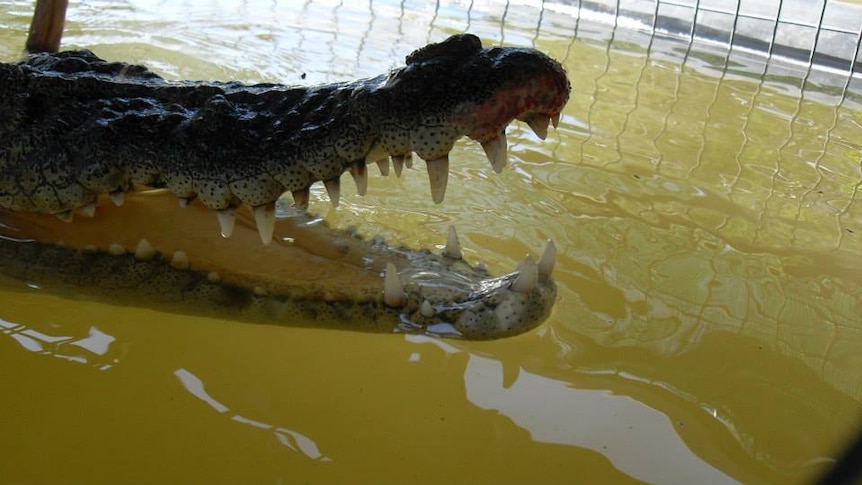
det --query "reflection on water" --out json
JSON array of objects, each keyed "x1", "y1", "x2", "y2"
[
  {"x1": 410, "y1": 334, "x2": 738, "y2": 484},
  {"x1": 0, "y1": 316, "x2": 332, "y2": 459},
  {"x1": 1, "y1": 317, "x2": 120, "y2": 370},
  {"x1": 174, "y1": 368, "x2": 331, "y2": 461},
  {"x1": 1, "y1": 0, "x2": 862, "y2": 484}
]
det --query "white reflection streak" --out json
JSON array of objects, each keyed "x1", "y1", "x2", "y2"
[
  {"x1": 276, "y1": 427, "x2": 328, "y2": 461},
  {"x1": 1, "y1": 316, "x2": 118, "y2": 370},
  {"x1": 407, "y1": 335, "x2": 738, "y2": 485},
  {"x1": 71, "y1": 327, "x2": 115, "y2": 355},
  {"x1": 464, "y1": 356, "x2": 739, "y2": 485},
  {"x1": 174, "y1": 368, "x2": 331, "y2": 462},
  {"x1": 9, "y1": 332, "x2": 45, "y2": 352},
  {"x1": 174, "y1": 369, "x2": 229, "y2": 413},
  {"x1": 232, "y1": 415, "x2": 272, "y2": 429}
]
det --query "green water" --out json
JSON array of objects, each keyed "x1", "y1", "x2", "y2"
[{"x1": 1, "y1": 1, "x2": 861, "y2": 484}]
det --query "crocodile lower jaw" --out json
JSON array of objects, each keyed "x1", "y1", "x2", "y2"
[{"x1": 0, "y1": 190, "x2": 556, "y2": 339}]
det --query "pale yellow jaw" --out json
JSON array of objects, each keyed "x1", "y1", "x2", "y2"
[
  {"x1": 0, "y1": 189, "x2": 557, "y2": 338},
  {"x1": 0, "y1": 190, "x2": 385, "y2": 301}
]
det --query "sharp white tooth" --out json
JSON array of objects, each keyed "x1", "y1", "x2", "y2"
[
  {"x1": 171, "y1": 250, "x2": 190, "y2": 270},
  {"x1": 538, "y1": 240, "x2": 556, "y2": 277},
  {"x1": 110, "y1": 190, "x2": 125, "y2": 207},
  {"x1": 217, "y1": 208, "x2": 236, "y2": 238},
  {"x1": 420, "y1": 300, "x2": 436, "y2": 317},
  {"x1": 551, "y1": 112, "x2": 561, "y2": 129},
  {"x1": 292, "y1": 188, "x2": 310, "y2": 209},
  {"x1": 108, "y1": 243, "x2": 126, "y2": 256},
  {"x1": 324, "y1": 178, "x2": 341, "y2": 207},
  {"x1": 376, "y1": 159, "x2": 390, "y2": 176},
  {"x1": 404, "y1": 152, "x2": 414, "y2": 169},
  {"x1": 526, "y1": 114, "x2": 550, "y2": 140},
  {"x1": 426, "y1": 156, "x2": 449, "y2": 204},
  {"x1": 383, "y1": 262, "x2": 406, "y2": 308},
  {"x1": 391, "y1": 155, "x2": 405, "y2": 177},
  {"x1": 512, "y1": 255, "x2": 538, "y2": 293},
  {"x1": 481, "y1": 131, "x2": 508, "y2": 174},
  {"x1": 55, "y1": 211, "x2": 73, "y2": 223},
  {"x1": 253, "y1": 203, "x2": 276, "y2": 245},
  {"x1": 134, "y1": 239, "x2": 156, "y2": 260},
  {"x1": 207, "y1": 271, "x2": 221, "y2": 284},
  {"x1": 79, "y1": 203, "x2": 96, "y2": 218},
  {"x1": 445, "y1": 225, "x2": 462, "y2": 259},
  {"x1": 350, "y1": 162, "x2": 368, "y2": 196},
  {"x1": 178, "y1": 197, "x2": 191, "y2": 208}
]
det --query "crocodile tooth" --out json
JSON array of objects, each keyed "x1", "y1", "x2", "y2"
[
  {"x1": 404, "y1": 152, "x2": 414, "y2": 169},
  {"x1": 538, "y1": 240, "x2": 556, "y2": 277},
  {"x1": 55, "y1": 211, "x2": 73, "y2": 223},
  {"x1": 110, "y1": 190, "x2": 125, "y2": 207},
  {"x1": 79, "y1": 203, "x2": 96, "y2": 218},
  {"x1": 376, "y1": 159, "x2": 390, "y2": 176},
  {"x1": 383, "y1": 262, "x2": 406, "y2": 308},
  {"x1": 178, "y1": 197, "x2": 192, "y2": 208},
  {"x1": 420, "y1": 300, "x2": 436, "y2": 317},
  {"x1": 207, "y1": 271, "x2": 221, "y2": 283},
  {"x1": 171, "y1": 250, "x2": 190, "y2": 270},
  {"x1": 445, "y1": 225, "x2": 462, "y2": 259},
  {"x1": 551, "y1": 112, "x2": 561, "y2": 129},
  {"x1": 365, "y1": 144, "x2": 388, "y2": 165},
  {"x1": 426, "y1": 156, "x2": 449, "y2": 204},
  {"x1": 254, "y1": 203, "x2": 276, "y2": 245},
  {"x1": 324, "y1": 178, "x2": 341, "y2": 208},
  {"x1": 292, "y1": 188, "x2": 310, "y2": 209},
  {"x1": 525, "y1": 114, "x2": 550, "y2": 140},
  {"x1": 108, "y1": 243, "x2": 126, "y2": 256},
  {"x1": 512, "y1": 255, "x2": 538, "y2": 293},
  {"x1": 216, "y1": 208, "x2": 236, "y2": 238},
  {"x1": 481, "y1": 131, "x2": 508, "y2": 174},
  {"x1": 135, "y1": 239, "x2": 156, "y2": 260},
  {"x1": 350, "y1": 162, "x2": 368, "y2": 196},
  {"x1": 392, "y1": 155, "x2": 405, "y2": 177}
]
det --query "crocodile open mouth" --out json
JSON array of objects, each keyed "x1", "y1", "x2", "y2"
[{"x1": 0, "y1": 34, "x2": 570, "y2": 339}]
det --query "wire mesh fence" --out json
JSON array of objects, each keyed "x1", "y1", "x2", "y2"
[{"x1": 545, "y1": 0, "x2": 862, "y2": 74}]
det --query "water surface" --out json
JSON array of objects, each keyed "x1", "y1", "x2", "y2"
[{"x1": 1, "y1": 1, "x2": 861, "y2": 484}]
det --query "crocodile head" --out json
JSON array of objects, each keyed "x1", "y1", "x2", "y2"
[{"x1": 0, "y1": 34, "x2": 570, "y2": 339}]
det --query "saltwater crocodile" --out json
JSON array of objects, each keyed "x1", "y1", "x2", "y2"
[{"x1": 0, "y1": 33, "x2": 570, "y2": 339}]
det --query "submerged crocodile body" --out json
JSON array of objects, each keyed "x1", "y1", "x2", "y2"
[{"x1": 0, "y1": 34, "x2": 570, "y2": 339}]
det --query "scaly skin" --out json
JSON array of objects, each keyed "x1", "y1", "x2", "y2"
[{"x1": 0, "y1": 34, "x2": 570, "y2": 339}]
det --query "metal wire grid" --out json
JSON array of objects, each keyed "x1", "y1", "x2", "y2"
[
  {"x1": 537, "y1": 0, "x2": 862, "y2": 402},
  {"x1": 552, "y1": 0, "x2": 862, "y2": 73}
]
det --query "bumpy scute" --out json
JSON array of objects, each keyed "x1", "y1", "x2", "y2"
[{"x1": 0, "y1": 34, "x2": 569, "y2": 214}]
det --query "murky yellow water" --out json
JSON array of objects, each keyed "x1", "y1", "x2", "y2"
[{"x1": 2, "y1": 1, "x2": 861, "y2": 484}]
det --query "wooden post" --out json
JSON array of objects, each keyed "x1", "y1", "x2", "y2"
[{"x1": 25, "y1": 0, "x2": 69, "y2": 53}]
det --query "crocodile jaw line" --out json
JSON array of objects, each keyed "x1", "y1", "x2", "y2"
[
  {"x1": 0, "y1": 190, "x2": 557, "y2": 339},
  {"x1": 0, "y1": 191, "x2": 381, "y2": 298}
]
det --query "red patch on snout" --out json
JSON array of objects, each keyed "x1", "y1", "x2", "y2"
[{"x1": 453, "y1": 72, "x2": 570, "y2": 143}]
